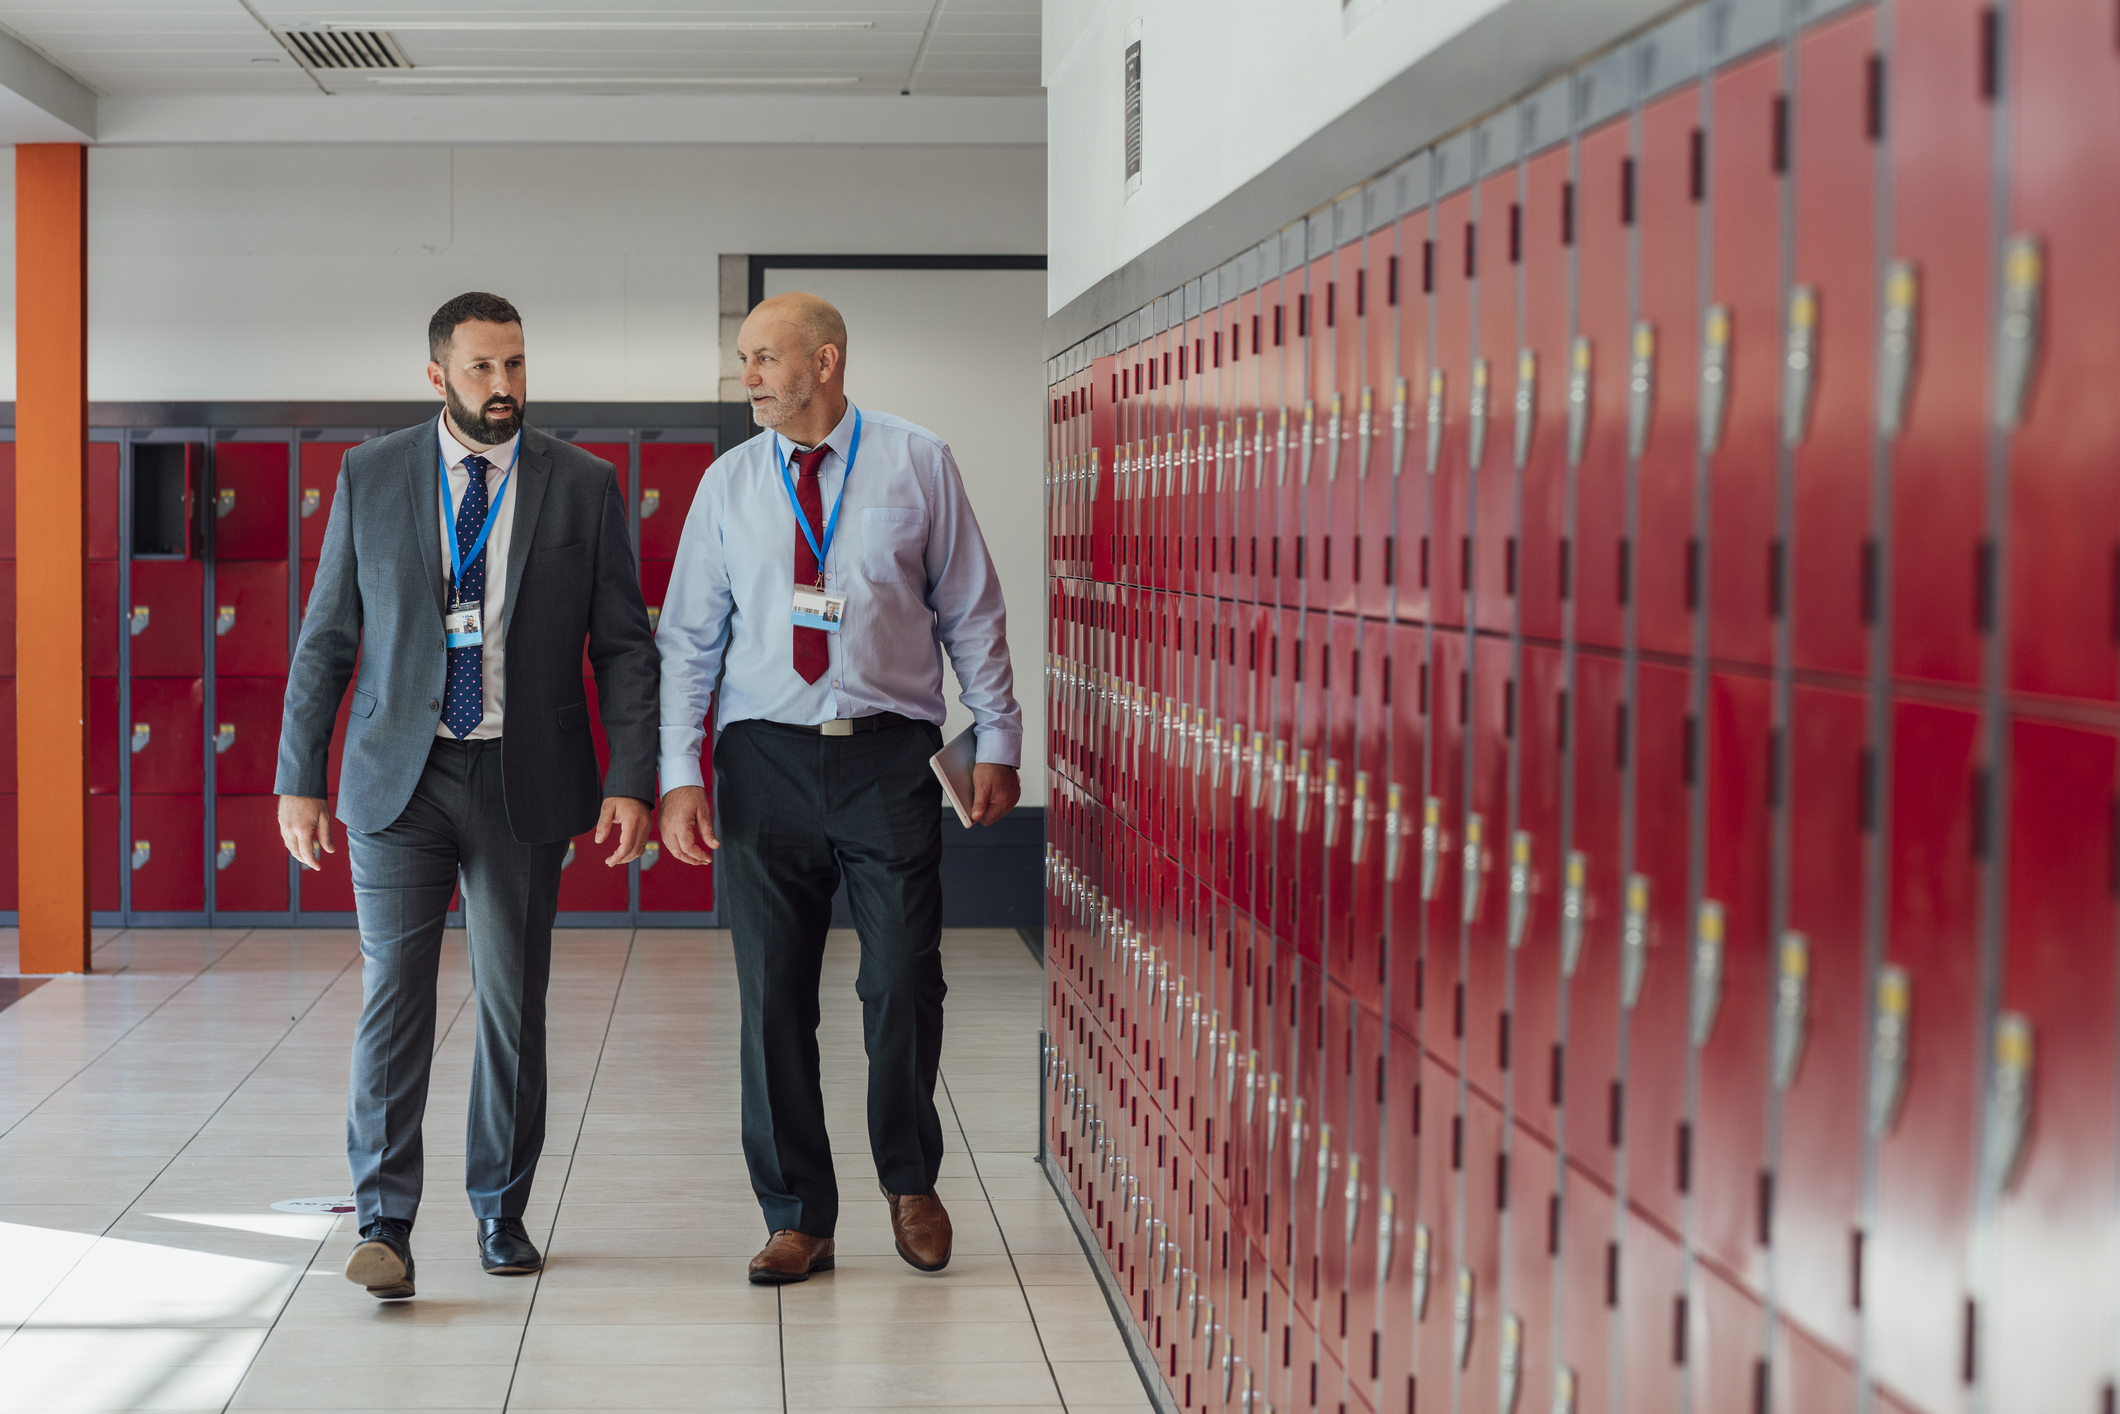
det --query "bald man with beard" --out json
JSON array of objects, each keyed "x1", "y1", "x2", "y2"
[{"x1": 654, "y1": 293, "x2": 1023, "y2": 1284}]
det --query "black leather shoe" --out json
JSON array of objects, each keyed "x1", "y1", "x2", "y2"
[
  {"x1": 479, "y1": 1216, "x2": 543, "y2": 1274},
  {"x1": 345, "y1": 1218, "x2": 415, "y2": 1299}
]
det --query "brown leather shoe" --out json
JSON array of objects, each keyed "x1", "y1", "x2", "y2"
[
  {"x1": 747, "y1": 1230, "x2": 835, "y2": 1285},
  {"x1": 884, "y1": 1189, "x2": 953, "y2": 1272}
]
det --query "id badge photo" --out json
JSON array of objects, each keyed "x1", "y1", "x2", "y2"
[
  {"x1": 791, "y1": 585, "x2": 846, "y2": 633},
  {"x1": 445, "y1": 603, "x2": 484, "y2": 648}
]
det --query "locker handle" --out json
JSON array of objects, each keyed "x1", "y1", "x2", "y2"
[
  {"x1": 1343, "y1": 1151, "x2": 1362, "y2": 1245},
  {"x1": 1377, "y1": 1189, "x2": 1396, "y2": 1281},
  {"x1": 1419, "y1": 795, "x2": 1444, "y2": 901},
  {"x1": 561, "y1": 843, "x2": 576, "y2": 870},
  {"x1": 1356, "y1": 387, "x2": 1374, "y2": 480},
  {"x1": 1452, "y1": 1267, "x2": 1475, "y2": 1369},
  {"x1": 215, "y1": 840, "x2": 236, "y2": 871},
  {"x1": 1299, "y1": 401, "x2": 1316, "y2": 485},
  {"x1": 216, "y1": 487, "x2": 236, "y2": 519},
  {"x1": 1619, "y1": 872, "x2": 1651, "y2": 1009},
  {"x1": 1383, "y1": 783, "x2": 1405, "y2": 882},
  {"x1": 1221, "y1": 1337, "x2": 1237, "y2": 1402},
  {"x1": 1566, "y1": 336, "x2": 1592, "y2": 467},
  {"x1": 641, "y1": 487, "x2": 661, "y2": 519},
  {"x1": 129, "y1": 606, "x2": 151, "y2": 637},
  {"x1": 1553, "y1": 1367, "x2": 1578, "y2": 1414},
  {"x1": 1460, "y1": 812, "x2": 1486, "y2": 924},
  {"x1": 130, "y1": 723, "x2": 151, "y2": 754},
  {"x1": 1269, "y1": 741, "x2": 1288, "y2": 821},
  {"x1": 1425, "y1": 370, "x2": 1445, "y2": 476},
  {"x1": 1512, "y1": 349, "x2": 1536, "y2": 471},
  {"x1": 1505, "y1": 830, "x2": 1533, "y2": 950},
  {"x1": 1982, "y1": 1011, "x2": 2035, "y2": 1194},
  {"x1": 1320, "y1": 758, "x2": 1342, "y2": 849},
  {"x1": 1689, "y1": 899, "x2": 1725, "y2": 1046},
  {"x1": 1468, "y1": 358, "x2": 1490, "y2": 471},
  {"x1": 1315, "y1": 1125, "x2": 1332, "y2": 1213},
  {"x1": 1877, "y1": 262, "x2": 1919, "y2": 439},
  {"x1": 214, "y1": 723, "x2": 235, "y2": 754},
  {"x1": 1560, "y1": 850, "x2": 1588, "y2": 978},
  {"x1": 301, "y1": 487, "x2": 322, "y2": 518},
  {"x1": 1390, "y1": 377, "x2": 1409, "y2": 478},
  {"x1": 1772, "y1": 930, "x2": 1809, "y2": 1090},
  {"x1": 1349, "y1": 771, "x2": 1372, "y2": 865},
  {"x1": 1994, "y1": 234, "x2": 2044, "y2": 432},
  {"x1": 1324, "y1": 395, "x2": 1342, "y2": 482},
  {"x1": 1412, "y1": 1222, "x2": 1432, "y2": 1320},
  {"x1": 647, "y1": 605, "x2": 661, "y2": 631},
  {"x1": 1626, "y1": 321, "x2": 1655, "y2": 461},
  {"x1": 130, "y1": 840, "x2": 151, "y2": 870},
  {"x1": 1499, "y1": 1313, "x2": 1525, "y2": 1414},
  {"x1": 1868, "y1": 964, "x2": 1912, "y2": 1138},
  {"x1": 1782, "y1": 285, "x2": 1819, "y2": 448}
]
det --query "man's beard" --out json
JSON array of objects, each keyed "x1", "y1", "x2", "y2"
[
  {"x1": 445, "y1": 377, "x2": 525, "y2": 445},
  {"x1": 749, "y1": 370, "x2": 816, "y2": 430}
]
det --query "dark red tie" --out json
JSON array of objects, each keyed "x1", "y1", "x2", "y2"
[{"x1": 792, "y1": 445, "x2": 831, "y2": 685}]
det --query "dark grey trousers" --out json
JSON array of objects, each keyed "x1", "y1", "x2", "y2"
[
  {"x1": 345, "y1": 736, "x2": 567, "y2": 1230},
  {"x1": 714, "y1": 715, "x2": 949, "y2": 1238}
]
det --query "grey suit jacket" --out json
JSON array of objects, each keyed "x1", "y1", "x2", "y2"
[{"x1": 274, "y1": 420, "x2": 660, "y2": 842}]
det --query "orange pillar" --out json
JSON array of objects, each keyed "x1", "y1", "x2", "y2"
[{"x1": 15, "y1": 144, "x2": 90, "y2": 972}]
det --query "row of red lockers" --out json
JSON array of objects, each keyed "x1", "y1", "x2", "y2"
[
  {"x1": 1038, "y1": 2, "x2": 2120, "y2": 1413},
  {"x1": 1044, "y1": 592, "x2": 2110, "y2": 1414},
  {"x1": 0, "y1": 434, "x2": 718, "y2": 915},
  {"x1": 1045, "y1": 0, "x2": 2120, "y2": 709}
]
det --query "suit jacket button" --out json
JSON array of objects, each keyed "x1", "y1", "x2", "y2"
[{"x1": 428, "y1": 700, "x2": 440, "y2": 712}]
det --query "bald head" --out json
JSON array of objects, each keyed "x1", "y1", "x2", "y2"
[{"x1": 736, "y1": 292, "x2": 851, "y2": 441}]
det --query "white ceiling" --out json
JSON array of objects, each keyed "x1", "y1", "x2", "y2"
[{"x1": 0, "y1": 0, "x2": 1042, "y2": 100}]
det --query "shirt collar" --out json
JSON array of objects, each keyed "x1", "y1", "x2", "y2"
[
  {"x1": 437, "y1": 411, "x2": 520, "y2": 473},
  {"x1": 771, "y1": 401, "x2": 858, "y2": 469}
]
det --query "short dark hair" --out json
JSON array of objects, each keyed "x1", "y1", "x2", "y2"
[{"x1": 429, "y1": 292, "x2": 522, "y2": 361}]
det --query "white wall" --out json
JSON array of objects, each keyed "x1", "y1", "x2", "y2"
[
  {"x1": 0, "y1": 142, "x2": 1045, "y2": 402},
  {"x1": 763, "y1": 266, "x2": 1048, "y2": 806},
  {"x1": 1042, "y1": 0, "x2": 1505, "y2": 312}
]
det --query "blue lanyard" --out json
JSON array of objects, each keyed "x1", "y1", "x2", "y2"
[
  {"x1": 438, "y1": 439, "x2": 518, "y2": 601},
  {"x1": 776, "y1": 409, "x2": 862, "y2": 585}
]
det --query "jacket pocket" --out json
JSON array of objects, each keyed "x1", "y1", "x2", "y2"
[
  {"x1": 557, "y1": 701, "x2": 588, "y2": 732},
  {"x1": 860, "y1": 507, "x2": 927, "y2": 584},
  {"x1": 350, "y1": 688, "x2": 378, "y2": 718}
]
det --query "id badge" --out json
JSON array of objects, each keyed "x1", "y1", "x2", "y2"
[
  {"x1": 444, "y1": 604, "x2": 484, "y2": 648},
  {"x1": 791, "y1": 585, "x2": 846, "y2": 633}
]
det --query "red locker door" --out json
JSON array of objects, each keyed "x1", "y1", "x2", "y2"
[
  {"x1": 1267, "y1": 274, "x2": 1303, "y2": 610},
  {"x1": 130, "y1": 793, "x2": 203, "y2": 912},
  {"x1": 1321, "y1": 230, "x2": 1364, "y2": 618},
  {"x1": 1513, "y1": 645, "x2": 1568, "y2": 1146},
  {"x1": 89, "y1": 443, "x2": 120, "y2": 561},
  {"x1": 1635, "y1": 83, "x2": 1703, "y2": 661},
  {"x1": 1572, "y1": 115, "x2": 1632, "y2": 653},
  {"x1": 127, "y1": 560, "x2": 204, "y2": 677},
  {"x1": 1430, "y1": 186, "x2": 1473, "y2": 631},
  {"x1": 1694, "y1": 671, "x2": 1772, "y2": 1288},
  {"x1": 298, "y1": 442, "x2": 359, "y2": 558},
  {"x1": 1518, "y1": 146, "x2": 1571, "y2": 646},
  {"x1": 1559, "y1": 1166, "x2": 1616, "y2": 1414},
  {"x1": 1456, "y1": 1094, "x2": 1506, "y2": 1414},
  {"x1": 91, "y1": 794, "x2": 119, "y2": 912},
  {"x1": 1472, "y1": 163, "x2": 1518, "y2": 639},
  {"x1": 1625, "y1": 661, "x2": 1692, "y2": 1238},
  {"x1": 1425, "y1": 631, "x2": 1468, "y2": 1044},
  {"x1": 1394, "y1": 193, "x2": 1435, "y2": 630},
  {"x1": 1411, "y1": 1053, "x2": 1457, "y2": 1397},
  {"x1": 0, "y1": 684, "x2": 12, "y2": 795},
  {"x1": 89, "y1": 677, "x2": 119, "y2": 795},
  {"x1": 1345, "y1": 1001, "x2": 1387, "y2": 1405},
  {"x1": 637, "y1": 443, "x2": 716, "y2": 561},
  {"x1": 89, "y1": 562, "x2": 121, "y2": 677},
  {"x1": 1091, "y1": 354, "x2": 1118, "y2": 587},
  {"x1": 1356, "y1": 221, "x2": 1399, "y2": 622},
  {"x1": 1386, "y1": 622, "x2": 1430, "y2": 1040},
  {"x1": 0, "y1": 572, "x2": 14, "y2": 677},
  {"x1": 129, "y1": 678, "x2": 203, "y2": 795},
  {"x1": 1790, "y1": 12, "x2": 1877, "y2": 679},
  {"x1": 1692, "y1": 1267, "x2": 1764, "y2": 1414},
  {"x1": 2005, "y1": 0, "x2": 2120, "y2": 704},
  {"x1": 0, "y1": 794, "x2": 14, "y2": 910},
  {"x1": 213, "y1": 676, "x2": 288, "y2": 795},
  {"x1": 1565, "y1": 651, "x2": 1626, "y2": 1188},
  {"x1": 1778, "y1": 685, "x2": 1868, "y2": 1354},
  {"x1": 1377, "y1": 1026, "x2": 1420, "y2": 1414},
  {"x1": 1619, "y1": 1210, "x2": 1684, "y2": 1414},
  {"x1": 212, "y1": 560, "x2": 289, "y2": 677},
  {"x1": 211, "y1": 441, "x2": 289, "y2": 560},
  {"x1": 1988, "y1": 721, "x2": 2118, "y2": 1410},
  {"x1": 1773, "y1": 1321, "x2": 1858, "y2": 1414},
  {"x1": 1344, "y1": 616, "x2": 1388, "y2": 1011},
  {"x1": 213, "y1": 794, "x2": 287, "y2": 912},
  {"x1": 1505, "y1": 1126, "x2": 1559, "y2": 1414},
  {"x1": 1705, "y1": 51, "x2": 1785, "y2": 670},
  {"x1": 1462, "y1": 637, "x2": 1512, "y2": 1103},
  {"x1": 557, "y1": 826, "x2": 631, "y2": 912},
  {"x1": 0, "y1": 443, "x2": 12, "y2": 557}
]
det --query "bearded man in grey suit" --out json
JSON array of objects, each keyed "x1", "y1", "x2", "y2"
[{"x1": 274, "y1": 292, "x2": 660, "y2": 1299}]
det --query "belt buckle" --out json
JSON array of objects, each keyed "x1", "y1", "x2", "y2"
[{"x1": 821, "y1": 719, "x2": 855, "y2": 737}]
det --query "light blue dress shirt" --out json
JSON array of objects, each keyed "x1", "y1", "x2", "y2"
[{"x1": 656, "y1": 402, "x2": 1022, "y2": 790}]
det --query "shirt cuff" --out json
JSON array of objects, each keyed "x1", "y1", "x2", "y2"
[
  {"x1": 658, "y1": 754, "x2": 707, "y2": 792},
  {"x1": 972, "y1": 726, "x2": 1022, "y2": 770}
]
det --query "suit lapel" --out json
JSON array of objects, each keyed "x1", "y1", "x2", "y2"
[
  {"x1": 405, "y1": 422, "x2": 446, "y2": 614},
  {"x1": 499, "y1": 431, "x2": 553, "y2": 642}
]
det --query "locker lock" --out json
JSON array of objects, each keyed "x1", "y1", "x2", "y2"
[
  {"x1": 301, "y1": 487, "x2": 322, "y2": 518},
  {"x1": 1552, "y1": 1366, "x2": 1578, "y2": 1414},
  {"x1": 1324, "y1": 393, "x2": 1343, "y2": 482},
  {"x1": 1356, "y1": 387, "x2": 1374, "y2": 480},
  {"x1": 634, "y1": 488, "x2": 658, "y2": 518},
  {"x1": 639, "y1": 843, "x2": 661, "y2": 874},
  {"x1": 1343, "y1": 1151, "x2": 1362, "y2": 1245},
  {"x1": 1424, "y1": 370, "x2": 1446, "y2": 477},
  {"x1": 1868, "y1": 964, "x2": 1912, "y2": 1138},
  {"x1": 1460, "y1": 812, "x2": 1486, "y2": 925},
  {"x1": 1377, "y1": 1189, "x2": 1397, "y2": 1282},
  {"x1": 129, "y1": 606, "x2": 151, "y2": 637},
  {"x1": 213, "y1": 723, "x2": 236, "y2": 754},
  {"x1": 215, "y1": 840, "x2": 236, "y2": 871},
  {"x1": 130, "y1": 723, "x2": 151, "y2": 754},
  {"x1": 1619, "y1": 872, "x2": 1651, "y2": 1010},
  {"x1": 1293, "y1": 748, "x2": 1314, "y2": 835},
  {"x1": 1286, "y1": 1097, "x2": 1306, "y2": 1185},
  {"x1": 1699, "y1": 305, "x2": 1732, "y2": 454},
  {"x1": 1505, "y1": 831, "x2": 1533, "y2": 951},
  {"x1": 1689, "y1": 899, "x2": 1725, "y2": 1046},
  {"x1": 1499, "y1": 1312, "x2": 1525, "y2": 1414},
  {"x1": 216, "y1": 487, "x2": 236, "y2": 519},
  {"x1": 1772, "y1": 931, "x2": 1810, "y2": 1090},
  {"x1": 1982, "y1": 1011, "x2": 2035, "y2": 1195},
  {"x1": 1452, "y1": 1267, "x2": 1476, "y2": 1370},
  {"x1": 1468, "y1": 358, "x2": 1491, "y2": 471},
  {"x1": 646, "y1": 606, "x2": 661, "y2": 631},
  {"x1": 561, "y1": 843, "x2": 576, "y2": 870},
  {"x1": 1314, "y1": 1125, "x2": 1333, "y2": 1213},
  {"x1": 1383, "y1": 784, "x2": 1406, "y2": 882},
  {"x1": 1419, "y1": 796, "x2": 1445, "y2": 902},
  {"x1": 1877, "y1": 262, "x2": 1920, "y2": 439},
  {"x1": 1321, "y1": 758, "x2": 1342, "y2": 849},
  {"x1": 1391, "y1": 377, "x2": 1410, "y2": 478},
  {"x1": 1411, "y1": 1222, "x2": 1432, "y2": 1320},
  {"x1": 1512, "y1": 349, "x2": 1537, "y2": 472},
  {"x1": 1350, "y1": 772, "x2": 1372, "y2": 864},
  {"x1": 130, "y1": 840, "x2": 152, "y2": 871},
  {"x1": 1995, "y1": 234, "x2": 2044, "y2": 432}
]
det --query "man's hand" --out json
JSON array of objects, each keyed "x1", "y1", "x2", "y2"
[
  {"x1": 278, "y1": 795, "x2": 334, "y2": 870},
  {"x1": 659, "y1": 785, "x2": 719, "y2": 866},
  {"x1": 968, "y1": 763, "x2": 1021, "y2": 825},
  {"x1": 595, "y1": 796, "x2": 653, "y2": 867}
]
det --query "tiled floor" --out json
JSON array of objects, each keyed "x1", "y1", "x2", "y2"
[{"x1": 0, "y1": 925, "x2": 1152, "y2": 1413}]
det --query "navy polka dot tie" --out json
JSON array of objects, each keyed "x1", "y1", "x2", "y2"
[{"x1": 442, "y1": 453, "x2": 491, "y2": 739}]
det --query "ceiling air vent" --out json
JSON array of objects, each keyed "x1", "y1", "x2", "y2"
[{"x1": 276, "y1": 29, "x2": 411, "y2": 71}]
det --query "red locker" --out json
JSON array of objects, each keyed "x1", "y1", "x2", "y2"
[
  {"x1": 1619, "y1": 1210, "x2": 1684, "y2": 1414},
  {"x1": 212, "y1": 560, "x2": 289, "y2": 676},
  {"x1": 1564, "y1": 650, "x2": 1625, "y2": 1187},
  {"x1": 1693, "y1": 671, "x2": 1772, "y2": 1287},
  {"x1": 2005, "y1": 0, "x2": 2120, "y2": 702},
  {"x1": 1393, "y1": 185, "x2": 1435, "y2": 631},
  {"x1": 637, "y1": 443, "x2": 716, "y2": 561},
  {"x1": 1513, "y1": 644, "x2": 1568, "y2": 1145},
  {"x1": 1772, "y1": 1320, "x2": 1858, "y2": 1414},
  {"x1": 89, "y1": 443, "x2": 120, "y2": 561},
  {"x1": 1635, "y1": 84, "x2": 1703, "y2": 660},
  {"x1": 556, "y1": 825, "x2": 630, "y2": 912},
  {"x1": 0, "y1": 572, "x2": 14, "y2": 677},
  {"x1": 1424, "y1": 630, "x2": 1468, "y2": 1040},
  {"x1": 297, "y1": 442, "x2": 359, "y2": 559},
  {"x1": 127, "y1": 560, "x2": 204, "y2": 677},
  {"x1": 213, "y1": 793, "x2": 288, "y2": 912},
  {"x1": 1320, "y1": 222, "x2": 1364, "y2": 617},
  {"x1": 1232, "y1": 287, "x2": 1264, "y2": 607},
  {"x1": 1296, "y1": 243, "x2": 1332, "y2": 613},
  {"x1": 1988, "y1": 721, "x2": 2117, "y2": 1410},
  {"x1": 1344, "y1": 615, "x2": 1389, "y2": 1010},
  {"x1": 1790, "y1": 13, "x2": 1877, "y2": 678},
  {"x1": 1517, "y1": 145, "x2": 1571, "y2": 646},
  {"x1": 1885, "y1": 2, "x2": 1988, "y2": 690},
  {"x1": 0, "y1": 443, "x2": 12, "y2": 557},
  {"x1": 1457, "y1": 1093, "x2": 1506, "y2": 1414},
  {"x1": 91, "y1": 794, "x2": 118, "y2": 912},
  {"x1": 1558, "y1": 1165, "x2": 1616, "y2": 1414},
  {"x1": 128, "y1": 677, "x2": 204, "y2": 795},
  {"x1": 129, "y1": 794, "x2": 203, "y2": 912},
  {"x1": 1411, "y1": 1053, "x2": 1457, "y2": 1396},
  {"x1": 211, "y1": 441, "x2": 289, "y2": 560},
  {"x1": 1504, "y1": 1126, "x2": 1560, "y2": 1414},
  {"x1": 1356, "y1": 214, "x2": 1400, "y2": 621},
  {"x1": 1691, "y1": 1267, "x2": 1764, "y2": 1414},
  {"x1": 213, "y1": 676, "x2": 289, "y2": 795},
  {"x1": 1268, "y1": 268, "x2": 1305, "y2": 610},
  {"x1": 1625, "y1": 661, "x2": 1692, "y2": 1237},
  {"x1": 1090, "y1": 354, "x2": 1118, "y2": 587},
  {"x1": 1317, "y1": 614, "x2": 1358, "y2": 972},
  {"x1": 1571, "y1": 115, "x2": 1631, "y2": 653},
  {"x1": 1385, "y1": 621, "x2": 1430, "y2": 1040},
  {"x1": 0, "y1": 795, "x2": 14, "y2": 910},
  {"x1": 1472, "y1": 161, "x2": 1518, "y2": 638},
  {"x1": 1462, "y1": 636, "x2": 1512, "y2": 1103},
  {"x1": 1777, "y1": 685, "x2": 1868, "y2": 1353},
  {"x1": 0, "y1": 683, "x2": 12, "y2": 795},
  {"x1": 1345, "y1": 1001, "x2": 1387, "y2": 1404},
  {"x1": 1705, "y1": 50, "x2": 1785, "y2": 670},
  {"x1": 88, "y1": 562, "x2": 121, "y2": 677},
  {"x1": 1429, "y1": 183, "x2": 1474, "y2": 630},
  {"x1": 89, "y1": 677, "x2": 119, "y2": 795}
]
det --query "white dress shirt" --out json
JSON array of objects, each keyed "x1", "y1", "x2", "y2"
[{"x1": 436, "y1": 414, "x2": 519, "y2": 740}]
